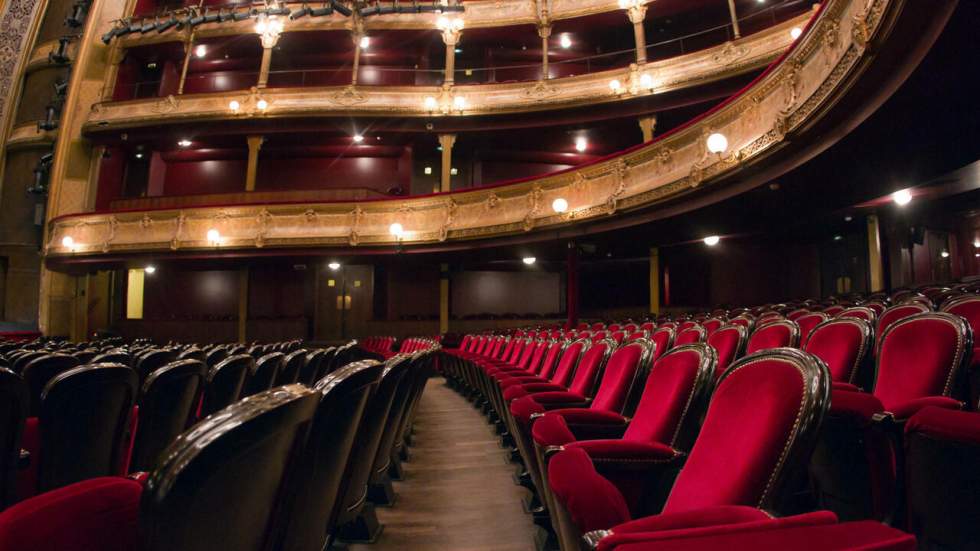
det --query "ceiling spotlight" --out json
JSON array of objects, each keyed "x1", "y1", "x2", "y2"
[
  {"x1": 61, "y1": 236, "x2": 74, "y2": 248},
  {"x1": 973, "y1": 240, "x2": 980, "y2": 248},
  {"x1": 892, "y1": 189, "x2": 913, "y2": 206},
  {"x1": 940, "y1": 251, "x2": 950, "y2": 258},
  {"x1": 328, "y1": 261, "x2": 341, "y2": 270},
  {"x1": 229, "y1": 100, "x2": 241, "y2": 111},
  {"x1": 424, "y1": 166, "x2": 432, "y2": 175},
  {"x1": 844, "y1": 215, "x2": 853, "y2": 222},
  {"x1": 360, "y1": 35, "x2": 370, "y2": 49},
  {"x1": 706, "y1": 132, "x2": 728, "y2": 154},
  {"x1": 833, "y1": 235, "x2": 843, "y2": 241},
  {"x1": 135, "y1": 152, "x2": 144, "y2": 159},
  {"x1": 194, "y1": 44, "x2": 206, "y2": 58},
  {"x1": 790, "y1": 27, "x2": 803, "y2": 40},
  {"x1": 206, "y1": 229, "x2": 221, "y2": 243},
  {"x1": 389, "y1": 222, "x2": 404, "y2": 237},
  {"x1": 609, "y1": 79, "x2": 622, "y2": 92},
  {"x1": 552, "y1": 198, "x2": 568, "y2": 213},
  {"x1": 574, "y1": 136, "x2": 587, "y2": 152},
  {"x1": 256, "y1": 99, "x2": 269, "y2": 110},
  {"x1": 353, "y1": 134, "x2": 364, "y2": 143},
  {"x1": 424, "y1": 96, "x2": 438, "y2": 110},
  {"x1": 144, "y1": 265, "x2": 156, "y2": 274},
  {"x1": 559, "y1": 34, "x2": 571, "y2": 49},
  {"x1": 703, "y1": 235, "x2": 720, "y2": 246},
  {"x1": 177, "y1": 139, "x2": 192, "y2": 147},
  {"x1": 522, "y1": 256, "x2": 536, "y2": 265}
]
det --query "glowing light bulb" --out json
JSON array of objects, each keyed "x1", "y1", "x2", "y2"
[
  {"x1": 194, "y1": 44, "x2": 206, "y2": 58},
  {"x1": 424, "y1": 96, "x2": 438, "y2": 110},
  {"x1": 639, "y1": 73, "x2": 653, "y2": 89},
  {"x1": 575, "y1": 136, "x2": 587, "y2": 152},
  {"x1": 353, "y1": 134, "x2": 364, "y2": 143},
  {"x1": 328, "y1": 261, "x2": 341, "y2": 270},
  {"x1": 940, "y1": 251, "x2": 950, "y2": 258},
  {"x1": 703, "y1": 235, "x2": 720, "y2": 246},
  {"x1": 206, "y1": 229, "x2": 221, "y2": 243},
  {"x1": 892, "y1": 189, "x2": 913, "y2": 206},
  {"x1": 453, "y1": 96, "x2": 466, "y2": 110},
  {"x1": 177, "y1": 139, "x2": 191, "y2": 147},
  {"x1": 389, "y1": 223, "x2": 404, "y2": 237},
  {"x1": 61, "y1": 236, "x2": 74, "y2": 248},
  {"x1": 256, "y1": 99, "x2": 268, "y2": 110},
  {"x1": 229, "y1": 100, "x2": 240, "y2": 111},
  {"x1": 522, "y1": 256, "x2": 536, "y2": 265},
  {"x1": 552, "y1": 198, "x2": 568, "y2": 213},
  {"x1": 609, "y1": 79, "x2": 622, "y2": 92},
  {"x1": 560, "y1": 34, "x2": 572, "y2": 49},
  {"x1": 790, "y1": 27, "x2": 803, "y2": 40},
  {"x1": 144, "y1": 265, "x2": 156, "y2": 274},
  {"x1": 360, "y1": 36, "x2": 370, "y2": 49},
  {"x1": 706, "y1": 132, "x2": 728, "y2": 154}
]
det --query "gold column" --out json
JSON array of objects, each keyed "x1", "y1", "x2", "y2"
[
  {"x1": 238, "y1": 268, "x2": 249, "y2": 343},
  {"x1": 439, "y1": 263, "x2": 450, "y2": 334},
  {"x1": 177, "y1": 31, "x2": 195, "y2": 94},
  {"x1": 245, "y1": 136, "x2": 264, "y2": 191},
  {"x1": 867, "y1": 214, "x2": 885, "y2": 292},
  {"x1": 351, "y1": 30, "x2": 363, "y2": 86},
  {"x1": 256, "y1": 30, "x2": 281, "y2": 89},
  {"x1": 649, "y1": 247, "x2": 660, "y2": 314},
  {"x1": 638, "y1": 115, "x2": 657, "y2": 142},
  {"x1": 627, "y1": 4, "x2": 648, "y2": 64},
  {"x1": 537, "y1": 21, "x2": 551, "y2": 81},
  {"x1": 726, "y1": 0, "x2": 741, "y2": 39},
  {"x1": 441, "y1": 26, "x2": 462, "y2": 86},
  {"x1": 438, "y1": 133, "x2": 456, "y2": 192}
]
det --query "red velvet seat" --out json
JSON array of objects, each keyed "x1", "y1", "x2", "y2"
[
  {"x1": 705, "y1": 325, "x2": 747, "y2": 378},
  {"x1": 803, "y1": 318, "x2": 872, "y2": 387},
  {"x1": 674, "y1": 326, "x2": 706, "y2": 346},
  {"x1": 796, "y1": 312, "x2": 829, "y2": 344},
  {"x1": 602, "y1": 519, "x2": 914, "y2": 551},
  {"x1": 837, "y1": 306, "x2": 876, "y2": 323},
  {"x1": 902, "y1": 406, "x2": 980, "y2": 550},
  {"x1": 940, "y1": 294, "x2": 980, "y2": 408},
  {"x1": 810, "y1": 312, "x2": 972, "y2": 522},
  {"x1": 874, "y1": 303, "x2": 930, "y2": 356},
  {"x1": 546, "y1": 348, "x2": 830, "y2": 550},
  {"x1": 532, "y1": 344, "x2": 716, "y2": 523},
  {"x1": 701, "y1": 318, "x2": 724, "y2": 336},
  {"x1": 746, "y1": 320, "x2": 800, "y2": 354},
  {"x1": 649, "y1": 327, "x2": 675, "y2": 363}
]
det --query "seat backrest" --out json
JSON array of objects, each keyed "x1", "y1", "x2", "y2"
[
  {"x1": 204, "y1": 347, "x2": 228, "y2": 369},
  {"x1": 131, "y1": 360, "x2": 207, "y2": 473},
  {"x1": 316, "y1": 347, "x2": 338, "y2": 380},
  {"x1": 549, "y1": 340, "x2": 589, "y2": 387},
  {"x1": 243, "y1": 353, "x2": 285, "y2": 397},
  {"x1": 566, "y1": 340, "x2": 613, "y2": 398},
  {"x1": 623, "y1": 344, "x2": 716, "y2": 452},
  {"x1": 803, "y1": 318, "x2": 872, "y2": 385},
  {"x1": 21, "y1": 354, "x2": 80, "y2": 416},
  {"x1": 706, "y1": 324, "x2": 748, "y2": 379},
  {"x1": 92, "y1": 349, "x2": 133, "y2": 367},
  {"x1": 0, "y1": 369, "x2": 27, "y2": 509},
  {"x1": 874, "y1": 313, "x2": 972, "y2": 411},
  {"x1": 796, "y1": 312, "x2": 830, "y2": 344},
  {"x1": 838, "y1": 306, "x2": 876, "y2": 323},
  {"x1": 277, "y1": 350, "x2": 308, "y2": 386},
  {"x1": 786, "y1": 309, "x2": 809, "y2": 321},
  {"x1": 526, "y1": 340, "x2": 551, "y2": 374},
  {"x1": 940, "y1": 295, "x2": 980, "y2": 341},
  {"x1": 300, "y1": 349, "x2": 325, "y2": 385},
  {"x1": 136, "y1": 350, "x2": 176, "y2": 382},
  {"x1": 11, "y1": 351, "x2": 45, "y2": 374},
  {"x1": 702, "y1": 318, "x2": 724, "y2": 336},
  {"x1": 677, "y1": 321, "x2": 698, "y2": 332},
  {"x1": 650, "y1": 327, "x2": 676, "y2": 362},
  {"x1": 140, "y1": 385, "x2": 319, "y2": 551},
  {"x1": 746, "y1": 320, "x2": 801, "y2": 354},
  {"x1": 664, "y1": 348, "x2": 830, "y2": 515},
  {"x1": 39, "y1": 364, "x2": 138, "y2": 493},
  {"x1": 201, "y1": 354, "x2": 254, "y2": 417},
  {"x1": 590, "y1": 339, "x2": 655, "y2": 415},
  {"x1": 177, "y1": 348, "x2": 206, "y2": 362},
  {"x1": 536, "y1": 341, "x2": 566, "y2": 381},
  {"x1": 876, "y1": 303, "x2": 931, "y2": 354},
  {"x1": 675, "y1": 325, "x2": 706, "y2": 346},
  {"x1": 335, "y1": 356, "x2": 412, "y2": 526},
  {"x1": 270, "y1": 361, "x2": 383, "y2": 551},
  {"x1": 863, "y1": 301, "x2": 887, "y2": 316},
  {"x1": 515, "y1": 339, "x2": 539, "y2": 370}
]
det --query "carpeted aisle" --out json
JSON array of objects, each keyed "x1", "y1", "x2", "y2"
[{"x1": 349, "y1": 377, "x2": 538, "y2": 551}]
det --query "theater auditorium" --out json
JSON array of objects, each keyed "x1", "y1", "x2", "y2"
[{"x1": 0, "y1": 0, "x2": 978, "y2": 549}]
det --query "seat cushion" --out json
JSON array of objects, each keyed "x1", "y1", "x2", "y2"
[
  {"x1": 548, "y1": 447, "x2": 631, "y2": 534},
  {"x1": 608, "y1": 505, "x2": 773, "y2": 536},
  {"x1": 890, "y1": 396, "x2": 963, "y2": 420},
  {"x1": 827, "y1": 389, "x2": 884, "y2": 425},
  {"x1": 906, "y1": 406, "x2": 980, "y2": 443},
  {"x1": 531, "y1": 413, "x2": 578, "y2": 448},
  {"x1": 0, "y1": 477, "x2": 142, "y2": 551}
]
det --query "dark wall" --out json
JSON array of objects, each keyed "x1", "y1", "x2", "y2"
[
  {"x1": 163, "y1": 159, "x2": 248, "y2": 195},
  {"x1": 451, "y1": 271, "x2": 563, "y2": 317}
]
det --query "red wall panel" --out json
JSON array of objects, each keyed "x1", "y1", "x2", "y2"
[{"x1": 163, "y1": 159, "x2": 248, "y2": 196}]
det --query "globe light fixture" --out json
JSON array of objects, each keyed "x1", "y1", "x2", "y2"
[
  {"x1": 706, "y1": 132, "x2": 728, "y2": 154},
  {"x1": 790, "y1": 27, "x2": 803, "y2": 40},
  {"x1": 61, "y1": 236, "x2": 74, "y2": 249},
  {"x1": 229, "y1": 100, "x2": 241, "y2": 111},
  {"x1": 206, "y1": 229, "x2": 221, "y2": 244},
  {"x1": 575, "y1": 136, "x2": 587, "y2": 152},
  {"x1": 552, "y1": 198, "x2": 569, "y2": 213},
  {"x1": 328, "y1": 261, "x2": 341, "y2": 270},
  {"x1": 892, "y1": 189, "x2": 913, "y2": 206},
  {"x1": 194, "y1": 44, "x2": 206, "y2": 58},
  {"x1": 522, "y1": 256, "x2": 536, "y2": 265},
  {"x1": 144, "y1": 265, "x2": 156, "y2": 274},
  {"x1": 389, "y1": 222, "x2": 404, "y2": 237},
  {"x1": 256, "y1": 99, "x2": 269, "y2": 110},
  {"x1": 703, "y1": 235, "x2": 720, "y2": 246}
]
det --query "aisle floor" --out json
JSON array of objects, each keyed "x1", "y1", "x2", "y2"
[{"x1": 349, "y1": 377, "x2": 538, "y2": 551}]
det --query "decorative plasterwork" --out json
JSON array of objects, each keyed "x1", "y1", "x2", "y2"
[
  {"x1": 85, "y1": 14, "x2": 807, "y2": 131},
  {"x1": 5, "y1": 122, "x2": 57, "y2": 149},
  {"x1": 116, "y1": 0, "x2": 649, "y2": 47},
  {"x1": 0, "y1": 0, "x2": 45, "y2": 149},
  {"x1": 51, "y1": 0, "x2": 892, "y2": 257}
]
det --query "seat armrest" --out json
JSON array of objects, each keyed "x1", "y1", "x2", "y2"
[
  {"x1": 886, "y1": 396, "x2": 964, "y2": 421},
  {"x1": 545, "y1": 409, "x2": 630, "y2": 440}
]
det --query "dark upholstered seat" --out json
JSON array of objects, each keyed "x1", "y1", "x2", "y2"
[
  {"x1": 200, "y1": 354, "x2": 253, "y2": 418},
  {"x1": 277, "y1": 349, "x2": 308, "y2": 386},
  {"x1": 242, "y1": 352, "x2": 284, "y2": 398},
  {"x1": 547, "y1": 348, "x2": 830, "y2": 550},
  {"x1": 21, "y1": 354, "x2": 80, "y2": 416},
  {"x1": 130, "y1": 360, "x2": 207, "y2": 473},
  {"x1": 37, "y1": 364, "x2": 138, "y2": 494},
  {"x1": 0, "y1": 369, "x2": 27, "y2": 510},
  {"x1": 271, "y1": 361, "x2": 384, "y2": 551}
]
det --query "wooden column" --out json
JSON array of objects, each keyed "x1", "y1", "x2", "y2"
[
  {"x1": 439, "y1": 263, "x2": 450, "y2": 334},
  {"x1": 177, "y1": 32, "x2": 195, "y2": 94},
  {"x1": 538, "y1": 23, "x2": 551, "y2": 80},
  {"x1": 438, "y1": 133, "x2": 456, "y2": 192},
  {"x1": 351, "y1": 32, "x2": 363, "y2": 86},
  {"x1": 567, "y1": 243, "x2": 579, "y2": 330},
  {"x1": 246, "y1": 136, "x2": 263, "y2": 191},
  {"x1": 726, "y1": 0, "x2": 741, "y2": 39},
  {"x1": 238, "y1": 268, "x2": 249, "y2": 343},
  {"x1": 867, "y1": 214, "x2": 885, "y2": 292},
  {"x1": 638, "y1": 115, "x2": 657, "y2": 142},
  {"x1": 440, "y1": 26, "x2": 462, "y2": 86},
  {"x1": 257, "y1": 29, "x2": 281, "y2": 89},
  {"x1": 627, "y1": 4, "x2": 648, "y2": 64},
  {"x1": 649, "y1": 247, "x2": 660, "y2": 314}
]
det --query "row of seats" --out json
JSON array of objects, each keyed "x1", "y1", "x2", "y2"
[
  {"x1": 0, "y1": 336, "x2": 439, "y2": 550},
  {"x1": 440, "y1": 284, "x2": 980, "y2": 550}
]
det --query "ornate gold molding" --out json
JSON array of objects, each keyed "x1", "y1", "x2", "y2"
[
  {"x1": 5, "y1": 122, "x2": 57, "y2": 149},
  {"x1": 86, "y1": 14, "x2": 807, "y2": 131},
  {"x1": 50, "y1": 0, "x2": 893, "y2": 257}
]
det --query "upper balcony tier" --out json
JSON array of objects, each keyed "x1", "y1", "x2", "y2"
[{"x1": 88, "y1": 8, "x2": 809, "y2": 132}]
